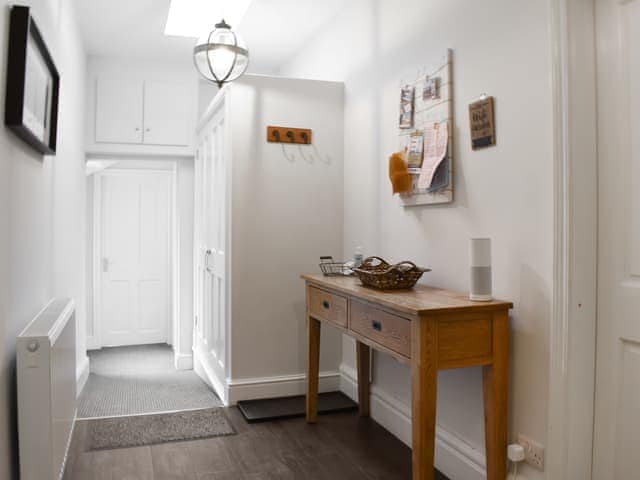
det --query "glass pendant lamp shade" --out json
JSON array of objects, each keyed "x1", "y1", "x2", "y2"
[{"x1": 194, "y1": 20, "x2": 249, "y2": 88}]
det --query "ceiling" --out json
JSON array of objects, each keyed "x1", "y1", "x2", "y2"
[{"x1": 72, "y1": 0, "x2": 344, "y2": 73}]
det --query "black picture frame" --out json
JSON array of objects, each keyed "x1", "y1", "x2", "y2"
[{"x1": 5, "y1": 6, "x2": 60, "y2": 155}]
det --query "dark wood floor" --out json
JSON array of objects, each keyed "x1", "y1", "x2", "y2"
[{"x1": 63, "y1": 408, "x2": 449, "y2": 480}]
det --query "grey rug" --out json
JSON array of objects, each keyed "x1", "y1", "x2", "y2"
[
  {"x1": 85, "y1": 408, "x2": 236, "y2": 451},
  {"x1": 78, "y1": 344, "x2": 221, "y2": 418}
]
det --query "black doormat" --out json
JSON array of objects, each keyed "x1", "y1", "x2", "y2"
[{"x1": 237, "y1": 391, "x2": 357, "y2": 423}]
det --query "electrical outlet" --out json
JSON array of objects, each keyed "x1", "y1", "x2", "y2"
[{"x1": 517, "y1": 434, "x2": 545, "y2": 471}]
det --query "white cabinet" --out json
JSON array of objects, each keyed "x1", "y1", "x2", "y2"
[
  {"x1": 143, "y1": 81, "x2": 192, "y2": 146},
  {"x1": 95, "y1": 77, "x2": 143, "y2": 144},
  {"x1": 95, "y1": 78, "x2": 191, "y2": 147},
  {"x1": 87, "y1": 56, "x2": 198, "y2": 157}
]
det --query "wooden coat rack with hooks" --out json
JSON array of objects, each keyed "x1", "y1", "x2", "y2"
[{"x1": 267, "y1": 126, "x2": 313, "y2": 145}]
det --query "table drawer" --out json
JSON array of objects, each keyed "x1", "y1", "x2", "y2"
[
  {"x1": 349, "y1": 300, "x2": 411, "y2": 357},
  {"x1": 307, "y1": 286, "x2": 348, "y2": 327}
]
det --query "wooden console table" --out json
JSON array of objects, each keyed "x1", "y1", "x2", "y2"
[{"x1": 302, "y1": 274, "x2": 513, "y2": 480}]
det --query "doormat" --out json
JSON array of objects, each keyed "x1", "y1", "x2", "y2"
[
  {"x1": 237, "y1": 391, "x2": 357, "y2": 423},
  {"x1": 85, "y1": 408, "x2": 235, "y2": 451}
]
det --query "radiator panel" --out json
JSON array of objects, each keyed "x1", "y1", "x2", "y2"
[{"x1": 17, "y1": 298, "x2": 76, "y2": 480}]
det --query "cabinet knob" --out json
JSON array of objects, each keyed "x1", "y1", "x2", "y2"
[
  {"x1": 322, "y1": 300, "x2": 330, "y2": 310},
  {"x1": 135, "y1": 127, "x2": 140, "y2": 131},
  {"x1": 145, "y1": 128, "x2": 151, "y2": 132}
]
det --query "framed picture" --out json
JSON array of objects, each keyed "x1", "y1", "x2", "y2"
[
  {"x1": 5, "y1": 6, "x2": 60, "y2": 155},
  {"x1": 469, "y1": 96, "x2": 496, "y2": 150}
]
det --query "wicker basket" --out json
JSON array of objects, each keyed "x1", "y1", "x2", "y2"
[{"x1": 352, "y1": 256, "x2": 430, "y2": 290}]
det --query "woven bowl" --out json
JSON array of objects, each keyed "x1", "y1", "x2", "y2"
[{"x1": 352, "y1": 256, "x2": 430, "y2": 290}]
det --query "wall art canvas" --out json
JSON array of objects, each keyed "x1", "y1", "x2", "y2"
[{"x1": 5, "y1": 6, "x2": 60, "y2": 155}]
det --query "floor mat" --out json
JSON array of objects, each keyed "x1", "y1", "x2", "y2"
[
  {"x1": 237, "y1": 391, "x2": 357, "y2": 422},
  {"x1": 85, "y1": 408, "x2": 235, "y2": 450}
]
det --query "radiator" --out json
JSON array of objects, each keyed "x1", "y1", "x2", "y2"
[{"x1": 17, "y1": 298, "x2": 76, "y2": 480}]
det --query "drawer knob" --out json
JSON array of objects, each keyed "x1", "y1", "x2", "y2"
[
  {"x1": 322, "y1": 300, "x2": 330, "y2": 309},
  {"x1": 372, "y1": 320, "x2": 382, "y2": 331}
]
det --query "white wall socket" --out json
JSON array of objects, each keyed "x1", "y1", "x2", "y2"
[{"x1": 517, "y1": 434, "x2": 545, "y2": 471}]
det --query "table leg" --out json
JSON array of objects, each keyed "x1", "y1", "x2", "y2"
[
  {"x1": 482, "y1": 310, "x2": 509, "y2": 480},
  {"x1": 356, "y1": 341, "x2": 371, "y2": 417},
  {"x1": 306, "y1": 316, "x2": 321, "y2": 423},
  {"x1": 411, "y1": 317, "x2": 438, "y2": 480}
]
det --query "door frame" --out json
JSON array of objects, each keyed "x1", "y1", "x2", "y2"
[
  {"x1": 547, "y1": 0, "x2": 599, "y2": 478},
  {"x1": 91, "y1": 167, "x2": 177, "y2": 350}
]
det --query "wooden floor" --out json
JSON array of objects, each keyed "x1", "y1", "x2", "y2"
[{"x1": 63, "y1": 408, "x2": 449, "y2": 480}]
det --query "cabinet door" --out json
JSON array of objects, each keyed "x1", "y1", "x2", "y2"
[
  {"x1": 143, "y1": 81, "x2": 192, "y2": 146},
  {"x1": 95, "y1": 77, "x2": 143, "y2": 144}
]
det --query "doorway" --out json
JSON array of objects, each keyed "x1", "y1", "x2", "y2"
[
  {"x1": 93, "y1": 169, "x2": 174, "y2": 347},
  {"x1": 81, "y1": 162, "x2": 221, "y2": 418}
]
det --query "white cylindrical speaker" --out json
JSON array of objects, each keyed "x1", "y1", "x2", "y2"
[{"x1": 469, "y1": 238, "x2": 492, "y2": 301}]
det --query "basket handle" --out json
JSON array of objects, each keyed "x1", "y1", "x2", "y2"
[
  {"x1": 394, "y1": 261, "x2": 418, "y2": 271},
  {"x1": 361, "y1": 256, "x2": 388, "y2": 267}
]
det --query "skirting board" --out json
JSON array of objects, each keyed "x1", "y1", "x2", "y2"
[
  {"x1": 193, "y1": 350, "x2": 341, "y2": 406},
  {"x1": 174, "y1": 352, "x2": 193, "y2": 371},
  {"x1": 227, "y1": 371, "x2": 341, "y2": 405},
  {"x1": 339, "y1": 364, "x2": 487, "y2": 480},
  {"x1": 76, "y1": 355, "x2": 90, "y2": 398}
]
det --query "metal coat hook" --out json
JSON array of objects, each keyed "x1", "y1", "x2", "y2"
[
  {"x1": 281, "y1": 143, "x2": 296, "y2": 162},
  {"x1": 312, "y1": 144, "x2": 331, "y2": 165},
  {"x1": 286, "y1": 130, "x2": 295, "y2": 143},
  {"x1": 298, "y1": 145, "x2": 314, "y2": 164}
]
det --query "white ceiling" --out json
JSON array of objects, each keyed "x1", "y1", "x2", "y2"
[{"x1": 72, "y1": 0, "x2": 344, "y2": 73}]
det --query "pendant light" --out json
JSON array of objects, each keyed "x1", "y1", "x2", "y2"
[{"x1": 193, "y1": 19, "x2": 249, "y2": 88}]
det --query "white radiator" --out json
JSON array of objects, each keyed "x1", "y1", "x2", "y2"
[{"x1": 17, "y1": 298, "x2": 76, "y2": 480}]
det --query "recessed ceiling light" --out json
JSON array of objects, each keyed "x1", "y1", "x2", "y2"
[{"x1": 164, "y1": 0, "x2": 251, "y2": 38}]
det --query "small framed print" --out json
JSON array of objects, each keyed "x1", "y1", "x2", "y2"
[
  {"x1": 399, "y1": 86, "x2": 414, "y2": 129},
  {"x1": 469, "y1": 96, "x2": 495, "y2": 150},
  {"x1": 5, "y1": 6, "x2": 60, "y2": 155},
  {"x1": 423, "y1": 76, "x2": 439, "y2": 100}
]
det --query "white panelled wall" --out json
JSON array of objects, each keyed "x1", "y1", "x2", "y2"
[
  {"x1": 280, "y1": 1, "x2": 553, "y2": 479},
  {"x1": 0, "y1": 0, "x2": 88, "y2": 478}
]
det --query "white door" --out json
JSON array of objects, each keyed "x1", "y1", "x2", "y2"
[
  {"x1": 143, "y1": 81, "x2": 192, "y2": 146},
  {"x1": 593, "y1": 0, "x2": 640, "y2": 477},
  {"x1": 194, "y1": 107, "x2": 228, "y2": 400},
  {"x1": 100, "y1": 171, "x2": 171, "y2": 346},
  {"x1": 95, "y1": 77, "x2": 143, "y2": 144}
]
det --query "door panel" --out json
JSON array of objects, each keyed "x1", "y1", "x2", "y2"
[
  {"x1": 95, "y1": 77, "x2": 143, "y2": 144},
  {"x1": 100, "y1": 172, "x2": 171, "y2": 346},
  {"x1": 194, "y1": 107, "x2": 228, "y2": 401},
  {"x1": 593, "y1": 0, "x2": 640, "y2": 477},
  {"x1": 143, "y1": 81, "x2": 191, "y2": 146}
]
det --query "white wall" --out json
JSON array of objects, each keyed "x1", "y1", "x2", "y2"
[
  {"x1": 0, "y1": 0, "x2": 87, "y2": 478},
  {"x1": 225, "y1": 75, "x2": 345, "y2": 392},
  {"x1": 280, "y1": 1, "x2": 553, "y2": 479}
]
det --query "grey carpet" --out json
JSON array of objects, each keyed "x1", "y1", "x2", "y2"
[
  {"x1": 85, "y1": 408, "x2": 235, "y2": 451},
  {"x1": 78, "y1": 344, "x2": 221, "y2": 418}
]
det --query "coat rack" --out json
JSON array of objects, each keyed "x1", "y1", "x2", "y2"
[{"x1": 267, "y1": 126, "x2": 312, "y2": 145}]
